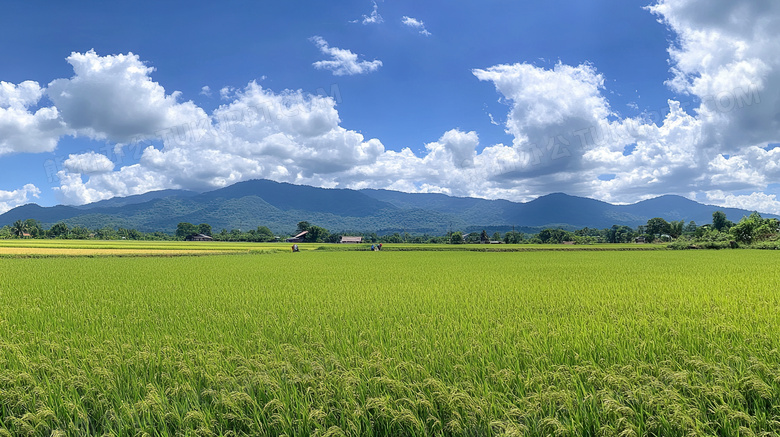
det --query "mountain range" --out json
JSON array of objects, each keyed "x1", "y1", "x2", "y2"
[{"x1": 0, "y1": 179, "x2": 772, "y2": 235}]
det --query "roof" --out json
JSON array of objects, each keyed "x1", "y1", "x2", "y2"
[
  {"x1": 340, "y1": 236, "x2": 363, "y2": 243},
  {"x1": 189, "y1": 233, "x2": 213, "y2": 240},
  {"x1": 293, "y1": 230, "x2": 309, "y2": 238}
]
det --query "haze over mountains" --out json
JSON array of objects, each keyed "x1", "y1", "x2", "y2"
[{"x1": 0, "y1": 180, "x2": 771, "y2": 235}]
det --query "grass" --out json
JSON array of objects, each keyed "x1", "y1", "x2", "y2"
[
  {"x1": 1, "y1": 249, "x2": 779, "y2": 435},
  {"x1": 318, "y1": 243, "x2": 668, "y2": 252},
  {"x1": 0, "y1": 240, "x2": 668, "y2": 258},
  {"x1": 0, "y1": 240, "x2": 317, "y2": 257}
]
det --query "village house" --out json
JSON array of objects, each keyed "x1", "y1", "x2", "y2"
[
  {"x1": 187, "y1": 234, "x2": 213, "y2": 241},
  {"x1": 286, "y1": 230, "x2": 308, "y2": 243}
]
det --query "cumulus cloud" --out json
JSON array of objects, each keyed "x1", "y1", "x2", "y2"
[
  {"x1": 401, "y1": 16, "x2": 431, "y2": 36},
  {"x1": 63, "y1": 152, "x2": 115, "y2": 174},
  {"x1": 473, "y1": 62, "x2": 615, "y2": 180},
  {"x1": 310, "y1": 36, "x2": 383, "y2": 76},
  {"x1": 436, "y1": 129, "x2": 479, "y2": 168},
  {"x1": 0, "y1": 80, "x2": 44, "y2": 108},
  {"x1": 45, "y1": 50, "x2": 762, "y2": 210},
  {"x1": 0, "y1": 184, "x2": 40, "y2": 214},
  {"x1": 607, "y1": 0, "x2": 780, "y2": 211},
  {"x1": 421, "y1": 1, "x2": 780, "y2": 211},
  {"x1": 647, "y1": 0, "x2": 780, "y2": 153},
  {"x1": 200, "y1": 86, "x2": 212, "y2": 96},
  {"x1": 705, "y1": 191, "x2": 780, "y2": 215},
  {"x1": 47, "y1": 50, "x2": 207, "y2": 144},
  {"x1": 52, "y1": 78, "x2": 386, "y2": 204},
  {"x1": 0, "y1": 80, "x2": 66, "y2": 156}
]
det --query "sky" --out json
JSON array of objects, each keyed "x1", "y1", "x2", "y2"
[{"x1": 2, "y1": 0, "x2": 780, "y2": 215}]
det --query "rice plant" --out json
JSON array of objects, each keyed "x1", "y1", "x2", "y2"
[{"x1": 0, "y1": 250, "x2": 778, "y2": 436}]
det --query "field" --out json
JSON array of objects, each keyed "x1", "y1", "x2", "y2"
[
  {"x1": 0, "y1": 240, "x2": 668, "y2": 257},
  {"x1": 1, "y1": 245, "x2": 779, "y2": 436},
  {"x1": 0, "y1": 240, "x2": 300, "y2": 257}
]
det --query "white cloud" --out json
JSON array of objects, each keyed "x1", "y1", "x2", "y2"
[
  {"x1": 63, "y1": 152, "x2": 115, "y2": 174},
  {"x1": 310, "y1": 37, "x2": 382, "y2": 76},
  {"x1": 432, "y1": 129, "x2": 479, "y2": 168},
  {"x1": 45, "y1": 53, "x2": 705, "y2": 207},
  {"x1": 648, "y1": 0, "x2": 780, "y2": 153},
  {"x1": 401, "y1": 16, "x2": 431, "y2": 36},
  {"x1": 353, "y1": 2, "x2": 383, "y2": 25},
  {"x1": 0, "y1": 80, "x2": 44, "y2": 108},
  {"x1": 47, "y1": 50, "x2": 207, "y2": 144},
  {"x1": 53, "y1": 79, "x2": 387, "y2": 204},
  {"x1": 219, "y1": 86, "x2": 235, "y2": 100},
  {"x1": 473, "y1": 62, "x2": 615, "y2": 180},
  {"x1": 0, "y1": 80, "x2": 66, "y2": 156},
  {"x1": 0, "y1": 184, "x2": 40, "y2": 214},
  {"x1": 705, "y1": 191, "x2": 780, "y2": 215},
  {"x1": 200, "y1": 86, "x2": 212, "y2": 96}
]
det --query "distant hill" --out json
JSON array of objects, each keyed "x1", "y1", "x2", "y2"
[
  {"x1": 359, "y1": 190, "x2": 769, "y2": 230},
  {"x1": 75, "y1": 189, "x2": 198, "y2": 210},
  {"x1": 0, "y1": 179, "x2": 773, "y2": 234}
]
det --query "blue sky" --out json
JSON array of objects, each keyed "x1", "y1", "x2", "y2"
[{"x1": 2, "y1": 0, "x2": 780, "y2": 214}]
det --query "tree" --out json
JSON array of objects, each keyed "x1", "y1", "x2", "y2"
[
  {"x1": 646, "y1": 217, "x2": 671, "y2": 238},
  {"x1": 116, "y1": 228, "x2": 133, "y2": 240},
  {"x1": 480, "y1": 230, "x2": 489, "y2": 243},
  {"x1": 382, "y1": 233, "x2": 403, "y2": 244},
  {"x1": 503, "y1": 231, "x2": 524, "y2": 244},
  {"x1": 465, "y1": 233, "x2": 481, "y2": 243},
  {"x1": 176, "y1": 222, "x2": 198, "y2": 239},
  {"x1": 24, "y1": 219, "x2": 43, "y2": 238},
  {"x1": 730, "y1": 212, "x2": 780, "y2": 243},
  {"x1": 11, "y1": 220, "x2": 27, "y2": 238},
  {"x1": 48, "y1": 222, "x2": 70, "y2": 239},
  {"x1": 71, "y1": 226, "x2": 90, "y2": 239},
  {"x1": 197, "y1": 223, "x2": 212, "y2": 237},
  {"x1": 669, "y1": 220, "x2": 685, "y2": 239},
  {"x1": 606, "y1": 225, "x2": 634, "y2": 243},
  {"x1": 254, "y1": 226, "x2": 274, "y2": 242},
  {"x1": 296, "y1": 221, "x2": 311, "y2": 234},
  {"x1": 712, "y1": 211, "x2": 733, "y2": 232},
  {"x1": 492, "y1": 232, "x2": 501, "y2": 242},
  {"x1": 682, "y1": 221, "x2": 698, "y2": 237},
  {"x1": 303, "y1": 225, "x2": 329, "y2": 243},
  {"x1": 757, "y1": 218, "x2": 780, "y2": 240},
  {"x1": 575, "y1": 227, "x2": 601, "y2": 237},
  {"x1": 94, "y1": 227, "x2": 117, "y2": 240},
  {"x1": 450, "y1": 231, "x2": 464, "y2": 244},
  {"x1": 538, "y1": 228, "x2": 572, "y2": 244}
]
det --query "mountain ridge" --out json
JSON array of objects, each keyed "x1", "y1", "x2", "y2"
[{"x1": 0, "y1": 179, "x2": 773, "y2": 234}]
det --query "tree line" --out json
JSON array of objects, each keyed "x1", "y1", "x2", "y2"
[{"x1": 2, "y1": 211, "x2": 778, "y2": 247}]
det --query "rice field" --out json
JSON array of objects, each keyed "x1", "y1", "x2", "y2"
[
  {"x1": 1, "y1": 249, "x2": 779, "y2": 436},
  {"x1": 0, "y1": 240, "x2": 311, "y2": 257},
  {"x1": 0, "y1": 240, "x2": 668, "y2": 257}
]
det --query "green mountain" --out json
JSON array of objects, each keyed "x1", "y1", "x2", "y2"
[{"x1": 0, "y1": 179, "x2": 773, "y2": 234}]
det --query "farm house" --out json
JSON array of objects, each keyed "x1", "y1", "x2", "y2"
[
  {"x1": 286, "y1": 231, "x2": 308, "y2": 243},
  {"x1": 340, "y1": 236, "x2": 363, "y2": 244},
  {"x1": 187, "y1": 234, "x2": 213, "y2": 241}
]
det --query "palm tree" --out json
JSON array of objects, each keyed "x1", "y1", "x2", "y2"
[{"x1": 11, "y1": 220, "x2": 27, "y2": 238}]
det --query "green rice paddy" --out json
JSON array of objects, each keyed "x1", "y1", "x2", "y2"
[{"x1": 1, "y1": 246, "x2": 778, "y2": 436}]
